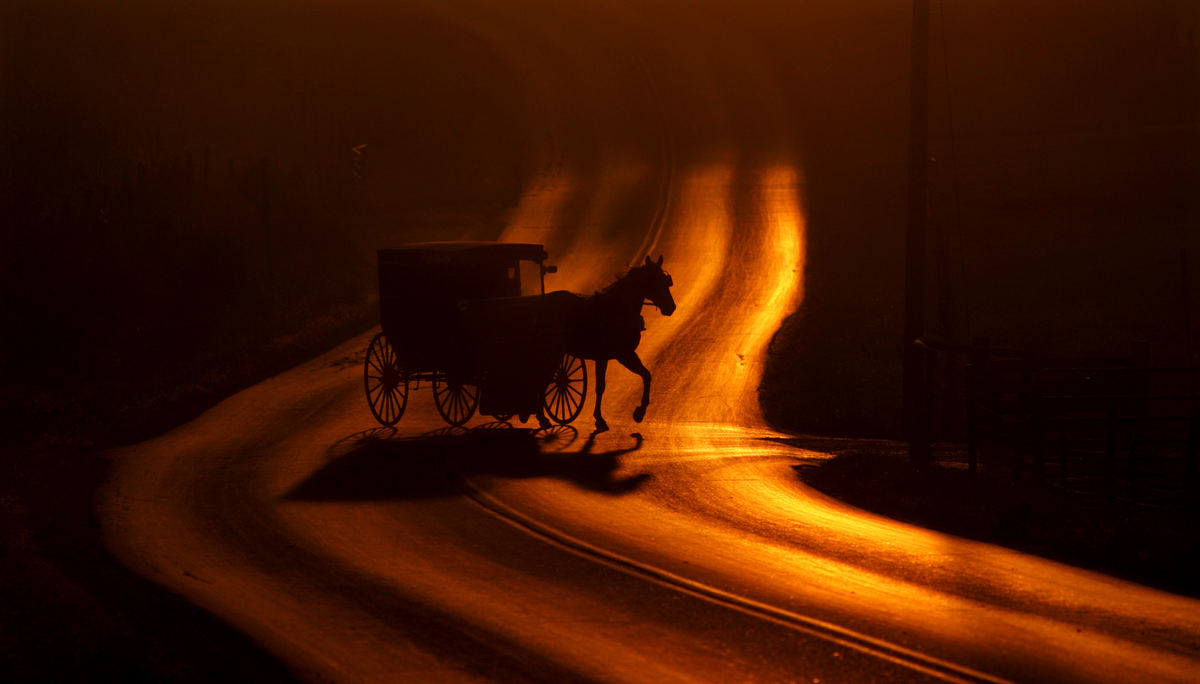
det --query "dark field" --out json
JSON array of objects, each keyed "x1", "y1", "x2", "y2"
[
  {"x1": 1, "y1": 1, "x2": 526, "y2": 446},
  {"x1": 760, "y1": 1, "x2": 1200, "y2": 438}
]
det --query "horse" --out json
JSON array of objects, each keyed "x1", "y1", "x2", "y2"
[{"x1": 546, "y1": 255, "x2": 676, "y2": 432}]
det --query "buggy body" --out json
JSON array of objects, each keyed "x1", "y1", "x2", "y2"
[{"x1": 364, "y1": 242, "x2": 587, "y2": 427}]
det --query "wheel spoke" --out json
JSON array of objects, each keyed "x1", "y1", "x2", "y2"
[
  {"x1": 364, "y1": 333, "x2": 407, "y2": 426},
  {"x1": 541, "y1": 354, "x2": 585, "y2": 424}
]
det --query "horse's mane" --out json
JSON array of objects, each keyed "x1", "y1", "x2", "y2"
[{"x1": 594, "y1": 264, "x2": 649, "y2": 296}]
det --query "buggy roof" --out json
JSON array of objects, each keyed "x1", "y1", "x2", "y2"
[{"x1": 378, "y1": 242, "x2": 548, "y2": 263}]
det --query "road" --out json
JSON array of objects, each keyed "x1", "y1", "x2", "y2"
[{"x1": 100, "y1": 1, "x2": 1200, "y2": 681}]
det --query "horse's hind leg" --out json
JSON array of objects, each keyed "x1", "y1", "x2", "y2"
[
  {"x1": 616, "y1": 352, "x2": 651, "y2": 423},
  {"x1": 592, "y1": 358, "x2": 609, "y2": 433}
]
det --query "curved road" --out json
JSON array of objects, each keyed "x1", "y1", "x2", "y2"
[{"x1": 101, "y1": 1, "x2": 1200, "y2": 681}]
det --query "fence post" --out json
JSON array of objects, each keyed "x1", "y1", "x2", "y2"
[
  {"x1": 906, "y1": 341, "x2": 933, "y2": 469},
  {"x1": 966, "y1": 337, "x2": 991, "y2": 479},
  {"x1": 923, "y1": 343, "x2": 937, "y2": 464},
  {"x1": 1188, "y1": 368, "x2": 1198, "y2": 481},
  {"x1": 1104, "y1": 399, "x2": 1118, "y2": 500},
  {"x1": 1022, "y1": 349, "x2": 1041, "y2": 480},
  {"x1": 1128, "y1": 341, "x2": 1149, "y2": 500}
]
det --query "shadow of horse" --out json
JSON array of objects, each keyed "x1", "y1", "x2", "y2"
[{"x1": 286, "y1": 426, "x2": 650, "y2": 501}]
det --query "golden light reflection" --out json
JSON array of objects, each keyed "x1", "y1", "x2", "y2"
[
  {"x1": 759, "y1": 164, "x2": 805, "y2": 322},
  {"x1": 653, "y1": 162, "x2": 735, "y2": 320},
  {"x1": 650, "y1": 162, "x2": 805, "y2": 428},
  {"x1": 732, "y1": 164, "x2": 805, "y2": 428},
  {"x1": 551, "y1": 158, "x2": 652, "y2": 292}
]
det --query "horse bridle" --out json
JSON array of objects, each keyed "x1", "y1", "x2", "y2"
[
  {"x1": 643, "y1": 266, "x2": 672, "y2": 309},
  {"x1": 643, "y1": 271, "x2": 672, "y2": 310}
]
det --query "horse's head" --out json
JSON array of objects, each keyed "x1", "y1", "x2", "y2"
[{"x1": 638, "y1": 255, "x2": 676, "y2": 316}]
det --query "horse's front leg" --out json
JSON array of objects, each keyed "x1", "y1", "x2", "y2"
[
  {"x1": 592, "y1": 358, "x2": 609, "y2": 433},
  {"x1": 616, "y1": 352, "x2": 651, "y2": 423}
]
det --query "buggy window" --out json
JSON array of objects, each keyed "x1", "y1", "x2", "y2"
[{"x1": 520, "y1": 260, "x2": 543, "y2": 296}]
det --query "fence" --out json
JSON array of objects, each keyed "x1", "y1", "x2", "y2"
[{"x1": 916, "y1": 338, "x2": 1199, "y2": 503}]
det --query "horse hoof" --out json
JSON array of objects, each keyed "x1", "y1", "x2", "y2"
[
  {"x1": 594, "y1": 418, "x2": 609, "y2": 434},
  {"x1": 537, "y1": 415, "x2": 551, "y2": 429},
  {"x1": 633, "y1": 406, "x2": 646, "y2": 423}
]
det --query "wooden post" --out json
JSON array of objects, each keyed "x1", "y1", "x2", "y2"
[
  {"x1": 966, "y1": 337, "x2": 990, "y2": 479},
  {"x1": 1128, "y1": 340, "x2": 1150, "y2": 500},
  {"x1": 1181, "y1": 245, "x2": 1198, "y2": 479},
  {"x1": 903, "y1": 0, "x2": 931, "y2": 467},
  {"x1": 922, "y1": 343, "x2": 937, "y2": 460},
  {"x1": 1020, "y1": 349, "x2": 1035, "y2": 479}
]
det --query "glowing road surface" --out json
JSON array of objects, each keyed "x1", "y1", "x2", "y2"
[{"x1": 101, "y1": 1, "x2": 1200, "y2": 681}]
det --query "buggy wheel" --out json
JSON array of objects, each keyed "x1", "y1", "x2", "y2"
[
  {"x1": 544, "y1": 354, "x2": 587, "y2": 425},
  {"x1": 364, "y1": 332, "x2": 408, "y2": 426},
  {"x1": 433, "y1": 375, "x2": 479, "y2": 426}
]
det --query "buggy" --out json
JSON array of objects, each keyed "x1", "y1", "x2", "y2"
[{"x1": 363, "y1": 242, "x2": 588, "y2": 427}]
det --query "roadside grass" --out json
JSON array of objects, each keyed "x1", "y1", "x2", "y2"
[
  {"x1": 0, "y1": 446, "x2": 298, "y2": 682},
  {"x1": 784, "y1": 438, "x2": 1200, "y2": 599}
]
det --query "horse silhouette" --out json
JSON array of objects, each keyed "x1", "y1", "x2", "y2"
[{"x1": 545, "y1": 255, "x2": 676, "y2": 432}]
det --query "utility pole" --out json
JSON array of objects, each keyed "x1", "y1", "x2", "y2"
[{"x1": 902, "y1": 0, "x2": 931, "y2": 466}]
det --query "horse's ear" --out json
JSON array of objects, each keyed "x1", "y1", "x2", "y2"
[
  {"x1": 656, "y1": 254, "x2": 663, "y2": 267},
  {"x1": 644, "y1": 256, "x2": 652, "y2": 266}
]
